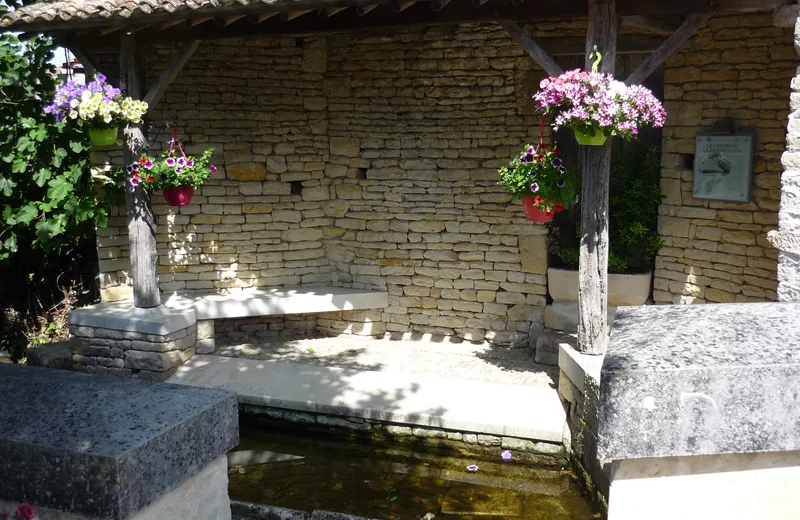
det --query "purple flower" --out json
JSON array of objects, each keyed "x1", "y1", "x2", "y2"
[
  {"x1": 559, "y1": 166, "x2": 567, "y2": 175},
  {"x1": 523, "y1": 153, "x2": 535, "y2": 163},
  {"x1": 210, "y1": 165, "x2": 218, "y2": 173},
  {"x1": 145, "y1": 160, "x2": 154, "y2": 169},
  {"x1": 530, "y1": 182, "x2": 539, "y2": 193},
  {"x1": 177, "y1": 157, "x2": 187, "y2": 168},
  {"x1": 96, "y1": 73, "x2": 107, "y2": 83},
  {"x1": 466, "y1": 464, "x2": 479, "y2": 473},
  {"x1": 552, "y1": 158, "x2": 563, "y2": 168},
  {"x1": 166, "y1": 158, "x2": 176, "y2": 167},
  {"x1": 526, "y1": 146, "x2": 535, "y2": 155},
  {"x1": 557, "y1": 179, "x2": 566, "y2": 188},
  {"x1": 132, "y1": 164, "x2": 140, "y2": 172},
  {"x1": 126, "y1": 165, "x2": 133, "y2": 174},
  {"x1": 501, "y1": 450, "x2": 512, "y2": 461},
  {"x1": 175, "y1": 167, "x2": 183, "y2": 174},
  {"x1": 131, "y1": 176, "x2": 140, "y2": 186},
  {"x1": 160, "y1": 173, "x2": 168, "y2": 181},
  {"x1": 186, "y1": 159, "x2": 194, "y2": 168}
]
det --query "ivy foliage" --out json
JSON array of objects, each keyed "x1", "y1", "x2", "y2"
[{"x1": 0, "y1": 30, "x2": 108, "y2": 261}]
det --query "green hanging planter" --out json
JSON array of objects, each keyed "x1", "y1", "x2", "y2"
[
  {"x1": 573, "y1": 128, "x2": 608, "y2": 146},
  {"x1": 89, "y1": 127, "x2": 119, "y2": 146}
]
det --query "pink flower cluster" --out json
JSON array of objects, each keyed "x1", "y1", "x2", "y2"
[{"x1": 533, "y1": 69, "x2": 666, "y2": 141}]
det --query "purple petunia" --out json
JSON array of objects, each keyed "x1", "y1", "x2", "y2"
[
  {"x1": 145, "y1": 160, "x2": 154, "y2": 169},
  {"x1": 501, "y1": 450, "x2": 512, "y2": 461},
  {"x1": 530, "y1": 182, "x2": 539, "y2": 193},
  {"x1": 131, "y1": 176, "x2": 140, "y2": 185},
  {"x1": 559, "y1": 166, "x2": 567, "y2": 175},
  {"x1": 126, "y1": 165, "x2": 133, "y2": 174},
  {"x1": 160, "y1": 173, "x2": 168, "y2": 181},
  {"x1": 557, "y1": 179, "x2": 566, "y2": 188},
  {"x1": 186, "y1": 159, "x2": 194, "y2": 168},
  {"x1": 552, "y1": 158, "x2": 563, "y2": 168},
  {"x1": 175, "y1": 167, "x2": 183, "y2": 174},
  {"x1": 132, "y1": 164, "x2": 140, "y2": 172},
  {"x1": 177, "y1": 157, "x2": 187, "y2": 168},
  {"x1": 166, "y1": 158, "x2": 176, "y2": 167},
  {"x1": 210, "y1": 165, "x2": 217, "y2": 173}
]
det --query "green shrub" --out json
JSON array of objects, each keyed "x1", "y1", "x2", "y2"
[{"x1": 548, "y1": 143, "x2": 664, "y2": 274}]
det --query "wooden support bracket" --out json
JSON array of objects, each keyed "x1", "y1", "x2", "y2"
[
  {"x1": 393, "y1": 0, "x2": 417, "y2": 13},
  {"x1": 356, "y1": 4, "x2": 378, "y2": 15},
  {"x1": 432, "y1": 0, "x2": 451, "y2": 11},
  {"x1": 252, "y1": 12, "x2": 279, "y2": 23},
  {"x1": 621, "y1": 15, "x2": 681, "y2": 35},
  {"x1": 501, "y1": 20, "x2": 563, "y2": 77},
  {"x1": 625, "y1": 11, "x2": 713, "y2": 85},
  {"x1": 68, "y1": 47, "x2": 99, "y2": 78},
  {"x1": 142, "y1": 39, "x2": 200, "y2": 108},
  {"x1": 281, "y1": 9, "x2": 313, "y2": 21},
  {"x1": 471, "y1": 0, "x2": 491, "y2": 6},
  {"x1": 320, "y1": 6, "x2": 349, "y2": 18}
]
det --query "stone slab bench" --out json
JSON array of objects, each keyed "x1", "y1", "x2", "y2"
[
  {"x1": 0, "y1": 364, "x2": 238, "y2": 519},
  {"x1": 182, "y1": 286, "x2": 390, "y2": 321},
  {"x1": 597, "y1": 302, "x2": 800, "y2": 519}
]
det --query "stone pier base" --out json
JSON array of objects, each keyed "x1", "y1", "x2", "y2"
[{"x1": 609, "y1": 452, "x2": 800, "y2": 520}]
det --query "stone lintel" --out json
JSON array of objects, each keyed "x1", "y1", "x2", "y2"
[
  {"x1": 558, "y1": 343, "x2": 603, "y2": 395},
  {"x1": 598, "y1": 303, "x2": 800, "y2": 461},
  {"x1": 69, "y1": 298, "x2": 196, "y2": 335},
  {"x1": 0, "y1": 365, "x2": 238, "y2": 519}
]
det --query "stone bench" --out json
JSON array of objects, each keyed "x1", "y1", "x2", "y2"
[
  {"x1": 0, "y1": 364, "x2": 238, "y2": 519},
  {"x1": 169, "y1": 286, "x2": 390, "y2": 353}
]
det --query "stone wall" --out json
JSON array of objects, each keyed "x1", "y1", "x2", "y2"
[
  {"x1": 654, "y1": 12, "x2": 792, "y2": 304},
  {"x1": 94, "y1": 22, "x2": 583, "y2": 344}
]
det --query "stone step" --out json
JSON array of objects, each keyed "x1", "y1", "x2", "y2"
[
  {"x1": 535, "y1": 331, "x2": 577, "y2": 366},
  {"x1": 544, "y1": 302, "x2": 617, "y2": 333}
]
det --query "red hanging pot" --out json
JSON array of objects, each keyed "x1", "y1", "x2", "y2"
[
  {"x1": 522, "y1": 197, "x2": 555, "y2": 223},
  {"x1": 163, "y1": 186, "x2": 195, "y2": 207}
]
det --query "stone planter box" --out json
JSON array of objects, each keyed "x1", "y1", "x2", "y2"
[{"x1": 548, "y1": 268, "x2": 653, "y2": 306}]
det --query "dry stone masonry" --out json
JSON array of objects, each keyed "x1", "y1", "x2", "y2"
[{"x1": 654, "y1": 13, "x2": 791, "y2": 304}]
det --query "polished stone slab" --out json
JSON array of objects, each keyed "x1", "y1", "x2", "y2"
[
  {"x1": 598, "y1": 302, "x2": 800, "y2": 461},
  {"x1": 0, "y1": 364, "x2": 238, "y2": 519},
  {"x1": 172, "y1": 355, "x2": 566, "y2": 442}
]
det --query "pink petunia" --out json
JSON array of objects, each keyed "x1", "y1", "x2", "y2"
[{"x1": 145, "y1": 160, "x2": 154, "y2": 169}]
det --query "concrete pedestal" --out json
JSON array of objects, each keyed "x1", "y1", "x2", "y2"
[{"x1": 598, "y1": 303, "x2": 800, "y2": 519}]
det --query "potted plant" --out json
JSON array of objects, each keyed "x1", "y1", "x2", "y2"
[
  {"x1": 533, "y1": 69, "x2": 667, "y2": 146},
  {"x1": 120, "y1": 140, "x2": 216, "y2": 207},
  {"x1": 45, "y1": 74, "x2": 148, "y2": 146},
  {"x1": 547, "y1": 144, "x2": 664, "y2": 306},
  {"x1": 498, "y1": 141, "x2": 578, "y2": 223}
]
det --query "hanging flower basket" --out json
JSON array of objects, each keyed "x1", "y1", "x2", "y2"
[
  {"x1": 533, "y1": 66, "x2": 666, "y2": 144},
  {"x1": 46, "y1": 74, "x2": 147, "y2": 147},
  {"x1": 88, "y1": 127, "x2": 119, "y2": 146},
  {"x1": 497, "y1": 122, "x2": 578, "y2": 223},
  {"x1": 573, "y1": 128, "x2": 608, "y2": 147},
  {"x1": 523, "y1": 197, "x2": 560, "y2": 223},
  {"x1": 163, "y1": 186, "x2": 195, "y2": 207}
]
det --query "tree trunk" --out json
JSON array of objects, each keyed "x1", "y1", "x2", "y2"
[
  {"x1": 577, "y1": 0, "x2": 617, "y2": 355},
  {"x1": 120, "y1": 33, "x2": 161, "y2": 309}
]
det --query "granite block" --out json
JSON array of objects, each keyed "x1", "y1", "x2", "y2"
[
  {"x1": 0, "y1": 364, "x2": 238, "y2": 519},
  {"x1": 598, "y1": 303, "x2": 800, "y2": 461}
]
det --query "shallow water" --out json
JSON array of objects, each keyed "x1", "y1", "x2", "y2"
[{"x1": 228, "y1": 423, "x2": 599, "y2": 519}]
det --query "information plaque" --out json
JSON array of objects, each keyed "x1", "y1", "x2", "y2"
[{"x1": 692, "y1": 133, "x2": 754, "y2": 203}]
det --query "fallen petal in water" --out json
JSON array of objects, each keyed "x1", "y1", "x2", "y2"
[
  {"x1": 501, "y1": 450, "x2": 512, "y2": 461},
  {"x1": 466, "y1": 464, "x2": 479, "y2": 473}
]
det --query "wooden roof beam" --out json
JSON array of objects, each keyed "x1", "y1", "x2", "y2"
[
  {"x1": 621, "y1": 15, "x2": 681, "y2": 35},
  {"x1": 281, "y1": 9, "x2": 313, "y2": 21},
  {"x1": 471, "y1": 0, "x2": 491, "y2": 6},
  {"x1": 431, "y1": 0, "x2": 451, "y2": 11},
  {"x1": 356, "y1": 4, "x2": 378, "y2": 15},
  {"x1": 143, "y1": 39, "x2": 201, "y2": 109},
  {"x1": 625, "y1": 11, "x2": 713, "y2": 85},
  {"x1": 251, "y1": 12, "x2": 279, "y2": 23},
  {"x1": 319, "y1": 6, "x2": 349, "y2": 18},
  {"x1": 502, "y1": 20, "x2": 563, "y2": 77},
  {"x1": 392, "y1": 0, "x2": 417, "y2": 13},
  {"x1": 190, "y1": 17, "x2": 213, "y2": 27},
  {"x1": 219, "y1": 14, "x2": 246, "y2": 26}
]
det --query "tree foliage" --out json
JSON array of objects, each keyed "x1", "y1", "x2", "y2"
[{"x1": 0, "y1": 31, "x2": 108, "y2": 261}]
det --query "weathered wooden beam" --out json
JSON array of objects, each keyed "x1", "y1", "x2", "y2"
[
  {"x1": 393, "y1": 0, "x2": 417, "y2": 12},
  {"x1": 159, "y1": 19, "x2": 186, "y2": 30},
  {"x1": 142, "y1": 39, "x2": 200, "y2": 109},
  {"x1": 120, "y1": 32, "x2": 161, "y2": 309},
  {"x1": 252, "y1": 12, "x2": 279, "y2": 23},
  {"x1": 190, "y1": 17, "x2": 214, "y2": 27},
  {"x1": 281, "y1": 9, "x2": 313, "y2": 21},
  {"x1": 99, "y1": 25, "x2": 122, "y2": 36},
  {"x1": 319, "y1": 6, "x2": 349, "y2": 18},
  {"x1": 432, "y1": 0, "x2": 451, "y2": 11},
  {"x1": 577, "y1": 0, "x2": 617, "y2": 356},
  {"x1": 502, "y1": 20, "x2": 563, "y2": 77},
  {"x1": 621, "y1": 14, "x2": 680, "y2": 35},
  {"x1": 356, "y1": 5, "x2": 378, "y2": 15},
  {"x1": 625, "y1": 11, "x2": 712, "y2": 85},
  {"x1": 68, "y1": 47, "x2": 99, "y2": 78},
  {"x1": 471, "y1": 0, "x2": 491, "y2": 6},
  {"x1": 220, "y1": 14, "x2": 246, "y2": 26}
]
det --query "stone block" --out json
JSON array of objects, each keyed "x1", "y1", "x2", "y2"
[
  {"x1": 69, "y1": 300, "x2": 196, "y2": 336},
  {"x1": 227, "y1": 164, "x2": 266, "y2": 181},
  {"x1": 330, "y1": 137, "x2": 360, "y2": 158},
  {"x1": 26, "y1": 341, "x2": 73, "y2": 370},
  {"x1": 0, "y1": 364, "x2": 237, "y2": 519},
  {"x1": 599, "y1": 303, "x2": 800, "y2": 461},
  {"x1": 125, "y1": 349, "x2": 188, "y2": 372},
  {"x1": 519, "y1": 234, "x2": 548, "y2": 274}
]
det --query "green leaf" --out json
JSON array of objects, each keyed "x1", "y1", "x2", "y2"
[
  {"x1": 3, "y1": 234, "x2": 17, "y2": 254},
  {"x1": 12, "y1": 158, "x2": 27, "y2": 173},
  {"x1": 33, "y1": 167, "x2": 52, "y2": 187},
  {"x1": 14, "y1": 204, "x2": 38, "y2": 225},
  {"x1": 69, "y1": 141, "x2": 83, "y2": 154},
  {"x1": 47, "y1": 177, "x2": 73, "y2": 203},
  {"x1": 0, "y1": 175, "x2": 15, "y2": 196}
]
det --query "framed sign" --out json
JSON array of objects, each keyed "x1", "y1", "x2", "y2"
[{"x1": 692, "y1": 132, "x2": 754, "y2": 203}]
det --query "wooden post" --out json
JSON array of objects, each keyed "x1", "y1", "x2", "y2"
[
  {"x1": 577, "y1": 0, "x2": 617, "y2": 355},
  {"x1": 120, "y1": 32, "x2": 161, "y2": 309}
]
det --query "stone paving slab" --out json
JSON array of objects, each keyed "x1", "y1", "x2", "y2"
[{"x1": 170, "y1": 355, "x2": 566, "y2": 443}]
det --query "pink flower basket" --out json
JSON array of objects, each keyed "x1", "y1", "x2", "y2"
[
  {"x1": 163, "y1": 186, "x2": 194, "y2": 207},
  {"x1": 522, "y1": 197, "x2": 555, "y2": 223}
]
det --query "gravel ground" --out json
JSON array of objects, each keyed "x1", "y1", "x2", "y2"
[{"x1": 214, "y1": 334, "x2": 557, "y2": 388}]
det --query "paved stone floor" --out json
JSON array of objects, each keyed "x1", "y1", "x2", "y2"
[{"x1": 213, "y1": 333, "x2": 557, "y2": 388}]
